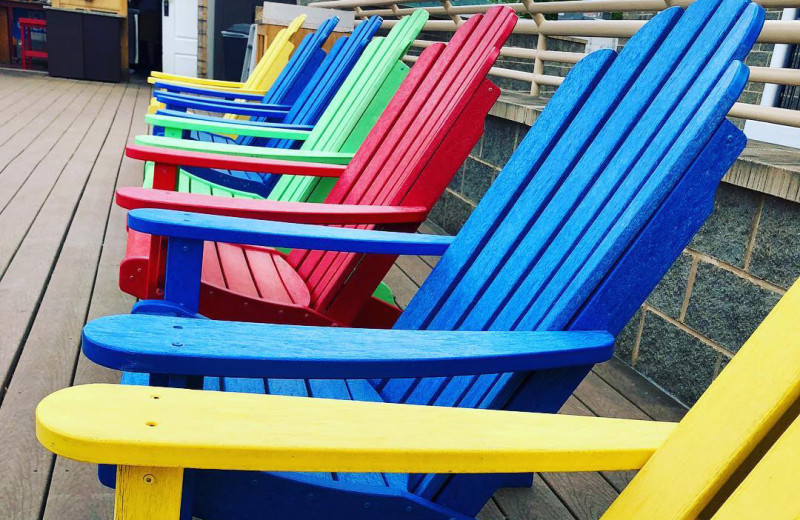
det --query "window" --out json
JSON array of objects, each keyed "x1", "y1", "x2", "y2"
[{"x1": 744, "y1": 8, "x2": 800, "y2": 149}]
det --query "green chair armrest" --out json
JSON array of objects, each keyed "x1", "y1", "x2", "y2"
[
  {"x1": 134, "y1": 135, "x2": 353, "y2": 165},
  {"x1": 146, "y1": 114, "x2": 312, "y2": 141}
]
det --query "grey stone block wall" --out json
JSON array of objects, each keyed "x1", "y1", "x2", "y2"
[{"x1": 428, "y1": 112, "x2": 797, "y2": 407}]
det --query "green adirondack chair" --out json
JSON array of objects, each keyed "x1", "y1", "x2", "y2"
[
  {"x1": 37, "y1": 269, "x2": 800, "y2": 520},
  {"x1": 137, "y1": 11, "x2": 428, "y2": 202}
]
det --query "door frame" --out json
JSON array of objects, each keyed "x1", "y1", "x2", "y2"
[{"x1": 161, "y1": 0, "x2": 199, "y2": 76}]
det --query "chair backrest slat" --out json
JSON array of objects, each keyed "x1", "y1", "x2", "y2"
[
  {"x1": 602, "y1": 277, "x2": 800, "y2": 519},
  {"x1": 709, "y1": 414, "x2": 800, "y2": 520},
  {"x1": 239, "y1": 16, "x2": 307, "y2": 96},
  {"x1": 264, "y1": 17, "x2": 339, "y2": 105},
  {"x1": 237, "y1": 16, "x2": 380, "y2": 149}
]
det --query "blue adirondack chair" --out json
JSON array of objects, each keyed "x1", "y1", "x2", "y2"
[
  {"x1": 81, "y1": 0, "x2": 764, "y2": 518},
  {"x1": 151, "y1": 16, "x2": 380, "y2": 144}
]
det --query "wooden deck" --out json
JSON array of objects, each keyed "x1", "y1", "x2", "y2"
[{"x1": 0, "y1": 71, "x2": 688, "y2": 520}]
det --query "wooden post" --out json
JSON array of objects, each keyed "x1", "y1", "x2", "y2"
[
  {"x1": 525, "y1": 0, "x2": 548, "y2": 98},
  {"x1": 115, "y1": 466, "x2": 184, "y2": 520},
  {"x1": 152, "y1": 163, "x2": 179, "y2": 191}
]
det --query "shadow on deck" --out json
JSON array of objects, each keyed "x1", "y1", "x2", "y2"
[{"x1": 0, "y1": 71, "x2": 687, "y2": 520}]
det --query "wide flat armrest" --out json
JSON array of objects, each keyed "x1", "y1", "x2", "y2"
[
  {"x1": 117, "y1": 187, "x2": 429, "y2": 225},
  {"x1": 145, "y1": 114, "x2": 312, "y2": 140},
  {"x1": 155, "y1": 92, "x2": 288, "y2": 111},
  {"x1": 38, "y1": 384, "x2": 675, "y2": 473},
  {"x1": 135, "y1": 135, "x2": 353, "y2": 165},
  {"x1": 125, "y1": 146, "x2": 344, "y2": 177},
  {"x1": 152, "y1": 81, "x2": 266, "y2": 101},
  {"x1": 83, "y1": 314, "x2": 614, "y2": 378},
  {"x1": 128, "y1": 208, "x2": 453, "y2": 255}
]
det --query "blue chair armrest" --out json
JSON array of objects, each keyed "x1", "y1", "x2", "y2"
[
  {"x1": 153, "y1": 81, "x2": 266, "y2": 101},
  {"x1": 128, "y1": 209, "x2": 453, "y2": 256},
  {"x1": 83, "y1": 314, "x2": 614, "y2": 378},
  {"x1": 154, "y1": 93, "x2": 290, "y2": 117}
]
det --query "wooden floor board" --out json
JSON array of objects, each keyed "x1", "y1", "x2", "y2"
[
  {"x1": 0, "y1": 84, "x2": 114, "y2": 274},
  {"x1": 0, "y1": 76, "x2": 54, "y2": 126},
  {"x1": 592, "y1": 357, "x2": 687, "y2": 422},
  {"x1": 477, "y1": 498, "x2": 507, "y2": 520},
  {"x1": 0, "y1": 76, "x2": 70, "y2": 129},
  {"x1": 395, "y1": 254, "x2": 435, "y2": 287},
  {"x1": 0, "y1": 83, "x2": 124, "y2": 393},
  {"x1": 494, "y1": 476, "x2": 577, "y2": 519},
  {"x1": 0, "y1": 81, "x2": 106, "y2": 213},
  {"x1": 0, "y1": 82, "x2": 136, "y2": 520},
  {"x1": 0, "y1": 72, "x2": 691, "y2": 520},
  {"x1": 40, "y1": 86, "x2": 149, "y2": 520},
  {"x1": 382, "y1": 263, "x2": 420, "y2": 309}
]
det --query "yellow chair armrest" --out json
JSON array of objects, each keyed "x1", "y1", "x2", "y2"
[
  {"x1": 38, "y1": 384, "x2": 675, "y2": 474},
  {"x1": 148, "y1": 73, "x2": 246, "y2": 90}
]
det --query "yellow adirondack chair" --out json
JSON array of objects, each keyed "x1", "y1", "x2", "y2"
[
  {"x1": 36, "y1": 277, "x2": 800, "y2": 519},
  {"x1": 146, "y1": 15, "x2": 306, "y2": 114}
]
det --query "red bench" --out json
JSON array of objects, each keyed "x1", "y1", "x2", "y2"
[{"x1": 19, "y1": 18, "x2": 47, "y2": 70}]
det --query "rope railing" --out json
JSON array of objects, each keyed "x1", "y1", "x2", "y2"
[{"x1": 310, "y1": 0, "x2": 800, "y2": 127}]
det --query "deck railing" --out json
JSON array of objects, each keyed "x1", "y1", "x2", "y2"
[{"x1": 309, "y1": 0, "x2": 800, "y2": 127}]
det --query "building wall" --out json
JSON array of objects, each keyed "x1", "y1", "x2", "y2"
[{"x1": 428, "y1": 113, "x2": 798, "y2": 407}]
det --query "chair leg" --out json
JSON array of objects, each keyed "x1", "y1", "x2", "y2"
[
  {"x1": 115, "y1": 465, "x2": 184, "y2": 520},
  {"x1": 502, "y1": 473, "x2": 534, "y2": 488}
]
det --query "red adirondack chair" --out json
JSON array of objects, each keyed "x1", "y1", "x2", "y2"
[{"x1": 119, "y1": 7, "x2": 517, "y2": 328}]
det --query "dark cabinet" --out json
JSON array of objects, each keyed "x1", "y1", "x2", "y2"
[{"x1": 46, "y1": 7, "x2": 124, "y2": 82}]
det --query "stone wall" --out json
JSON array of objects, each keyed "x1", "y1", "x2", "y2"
[{"x1": 428, "y1": 110, "x2": 799, "y2": 407}]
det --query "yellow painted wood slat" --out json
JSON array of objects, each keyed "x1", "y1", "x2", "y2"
[
  {"x1": 114, "y1": 466, "x2": 183, "y2": 520},
  {"x1": 601, "y1": 278, "x2": 800, "y2": 520},
  {"x1": 36, "y1": 384, "x2": 674, "y2": 474}
]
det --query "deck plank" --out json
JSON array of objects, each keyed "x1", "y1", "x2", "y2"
[
  {"x1": 0, "y1": 83, "x2": 123, "y2": 392},
  {"x1": 494, "y1": 476, "x2": 576, "y2": 519},
  {"x1": 592, "y1": 357, "x2": 687, "y2": 422},
  {"x1": 382, "y1": 263, "x2": 420, "y2": 309},
  {"x1": 395, "y1": 254, "x2": 435, "y2": 287},
  {"x1": 0, "y1": 81, "x2": 136, "y2": 520},
  {"x1": 0, "y1": 80, "x2": 106, "y2": 210},
  {"x1": 0, "y1": 76, "x2": 63, "y2": 128},
  {"x1": 477, "y1": 498, "x2": 507, "y2": 520},
  {"x1": 40, "y1": 86, "x2": 150, "y2": 520}
]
